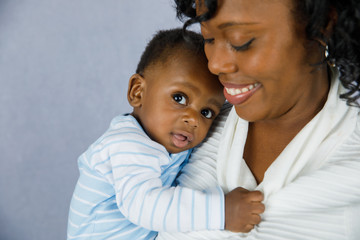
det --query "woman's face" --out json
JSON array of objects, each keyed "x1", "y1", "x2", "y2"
[{"x1": 199, "y1": 0, "x2": 327, "y2": 123}]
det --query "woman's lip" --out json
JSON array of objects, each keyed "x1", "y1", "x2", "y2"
[{"x1": 222, "y1": 82, "x2": 261, "y2": 105}]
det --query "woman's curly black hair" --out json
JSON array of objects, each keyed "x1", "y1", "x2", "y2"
[{"x1": 174, "y1": 0, "x2": 360, "y2": 106}]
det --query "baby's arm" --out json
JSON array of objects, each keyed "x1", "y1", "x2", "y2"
[
  {"x1": 110, "y1": 146, "x2": 224, "y2": 232},
  {"x1": 112, "y1": 149, "x2": 264, "y2": 233}
]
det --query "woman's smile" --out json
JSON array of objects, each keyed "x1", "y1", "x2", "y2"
[
  {"x1": 200, "y1": 0, "x2": 329, "y2": 122},
  {"x1": 222, "y1": 82, "x2": 261, "y2": 105}
]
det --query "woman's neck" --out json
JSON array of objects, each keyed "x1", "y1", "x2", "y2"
[{"x1": 244, "y1": 66, "x2": 331, "y2": 184}]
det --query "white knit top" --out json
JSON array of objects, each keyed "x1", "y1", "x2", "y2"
[{"x1": 157, "y1": 70, "x2": 360, "y2": 240}]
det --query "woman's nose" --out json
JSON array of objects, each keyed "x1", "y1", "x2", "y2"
[{"x1": 205, "y1": 44, "x2": 238, "y2": 75}]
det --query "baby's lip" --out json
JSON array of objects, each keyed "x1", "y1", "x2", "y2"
[
  {"x1": 176, "y1": 130, "x2": 194, "y2": 141},
  {"x1": 171, "y1": 130, "x2": 194, "y2": 148}
]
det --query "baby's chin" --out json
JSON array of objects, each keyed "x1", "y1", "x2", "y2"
[{"x1": 165, "y1": 144, "x2": 193, "y2": 154}]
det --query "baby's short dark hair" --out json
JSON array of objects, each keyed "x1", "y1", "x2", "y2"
[{"x1": 136, "y1": 28, "x2": 205, "y2": 75}]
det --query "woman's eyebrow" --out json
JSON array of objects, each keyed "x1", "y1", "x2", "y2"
[{"x1": 218, "y1": 22, "x2": 259, "y2": 29}]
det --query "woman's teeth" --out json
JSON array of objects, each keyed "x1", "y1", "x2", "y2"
[{"x1": 225, "y1": 83, "x2": 259, "y2": 96}]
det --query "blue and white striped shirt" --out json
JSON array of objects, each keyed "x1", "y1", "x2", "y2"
[{"x1": 67, "y1": 115, "x2": 224, "y2": 240}]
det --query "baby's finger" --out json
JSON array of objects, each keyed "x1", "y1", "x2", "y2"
[
  {"x1": 249, "y1": 214, "x2": 261, "y2": 225},
  {"x1": 242, "y1": 224, "x2": 255, "y2": 233},
  {"x1": 249, "y1": 190, "x2": 264, "y2": 202},
  {"x1": 251, "y1": 202, "x2": 265, "y2": 214}
]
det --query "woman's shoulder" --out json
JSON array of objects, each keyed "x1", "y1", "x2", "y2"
[
  {"x1": 174, "y1": 102, "x2": 232, "y2": 190},
  {"x1": 327, "y1": 110, "x2": 360, "y2": 164},
  {"x1": 195, "y1": 102, "x2": 232, "y2": 154},
  {"x1": 209, "y1": 102, "x2": 232, "y2": 136}
]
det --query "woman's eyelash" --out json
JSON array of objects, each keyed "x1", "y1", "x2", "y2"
[
  {"x1": 232, "y1": 38, "x2": 255, "y2": 51},
  {"x1": 203, "y1": 38, "x2": 214, "y2": 44},
  {"x1": 204, "y1": 37, "x2": 255, "y2": 52}
]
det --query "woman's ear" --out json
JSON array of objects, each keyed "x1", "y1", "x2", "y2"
[
  {"x1": 127, "y1": 73, "x2": 145, "y2": 108},
  {"x1": 324, "y1": 7, "x2": 338, "y2": 38}
]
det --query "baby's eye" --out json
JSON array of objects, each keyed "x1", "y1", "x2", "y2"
[
  {"x1": 201, "y1": 109, "x2": 214, "y2": 119},
  {"x1": 173, "y1": 93, "x2": 187, "y2": 105}
]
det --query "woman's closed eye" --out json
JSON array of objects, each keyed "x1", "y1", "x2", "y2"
[
  {"x1": 172, "y1": 93, "x2": 188, "y2": 105},
  {"x1": 231, "y1": 38, "x2": 255, "y2": 52},
  {"x1": 201, "y1": 109, "x2": 215, "y2": 119},
  {"x1": 203, "y1": 38, "x2": 214, "y2": 45},
  {"x1": 204, "y1": 37, "x2": 255, "y2": 52}
]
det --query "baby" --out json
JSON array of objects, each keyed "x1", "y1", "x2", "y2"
[{"x1": 67, "y1": 28, "x2": 264, "y2": 240}]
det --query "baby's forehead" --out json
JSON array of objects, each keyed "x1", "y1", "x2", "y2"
[
  {"x1": 161, "y1": 46, "x2": 206, "y2": 65},
  {"x1": 145, "y1": 51, "x2": 209, "y2": 76}
]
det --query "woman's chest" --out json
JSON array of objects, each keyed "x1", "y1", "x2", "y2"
[{"x1": 243, "y1": 125, "x2": 299, "y2": 183}]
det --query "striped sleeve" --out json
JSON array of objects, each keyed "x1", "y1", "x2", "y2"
[
  {"x1": 107, "y1": 133, "x2": 224, "y2": 232},
  {"x1": 92, "y1": 116, "x2": 224, "y2": 232}
]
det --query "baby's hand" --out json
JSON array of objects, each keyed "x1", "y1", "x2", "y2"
[{"x1": 224, "y1": 187, "x2": 265, "y2": 233}]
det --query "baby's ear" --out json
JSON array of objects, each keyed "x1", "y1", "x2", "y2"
[{"x1": 127, "y1": 73, "x2": 145, "y2": 107}]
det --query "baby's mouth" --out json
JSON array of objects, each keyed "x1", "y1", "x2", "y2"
[{"x1": 171, "y1": 131, "x2": 193, "y2": 149}]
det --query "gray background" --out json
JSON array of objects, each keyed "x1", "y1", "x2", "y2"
[{"x1": 0, "y1": 1, "x2": 185, "y2": 239}]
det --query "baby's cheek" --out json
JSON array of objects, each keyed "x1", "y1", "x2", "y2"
[{"x1": 199, "y1": 126, "x2": 211, "y2": 142}]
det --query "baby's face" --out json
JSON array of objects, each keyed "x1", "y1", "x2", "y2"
[{"x1": 136, "y1": 54, "x2": 225, "y2": 153}]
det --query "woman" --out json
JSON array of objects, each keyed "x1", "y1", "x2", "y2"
[{"x1": 157, "y1": 0, "x2": 360, "y2": 239}]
